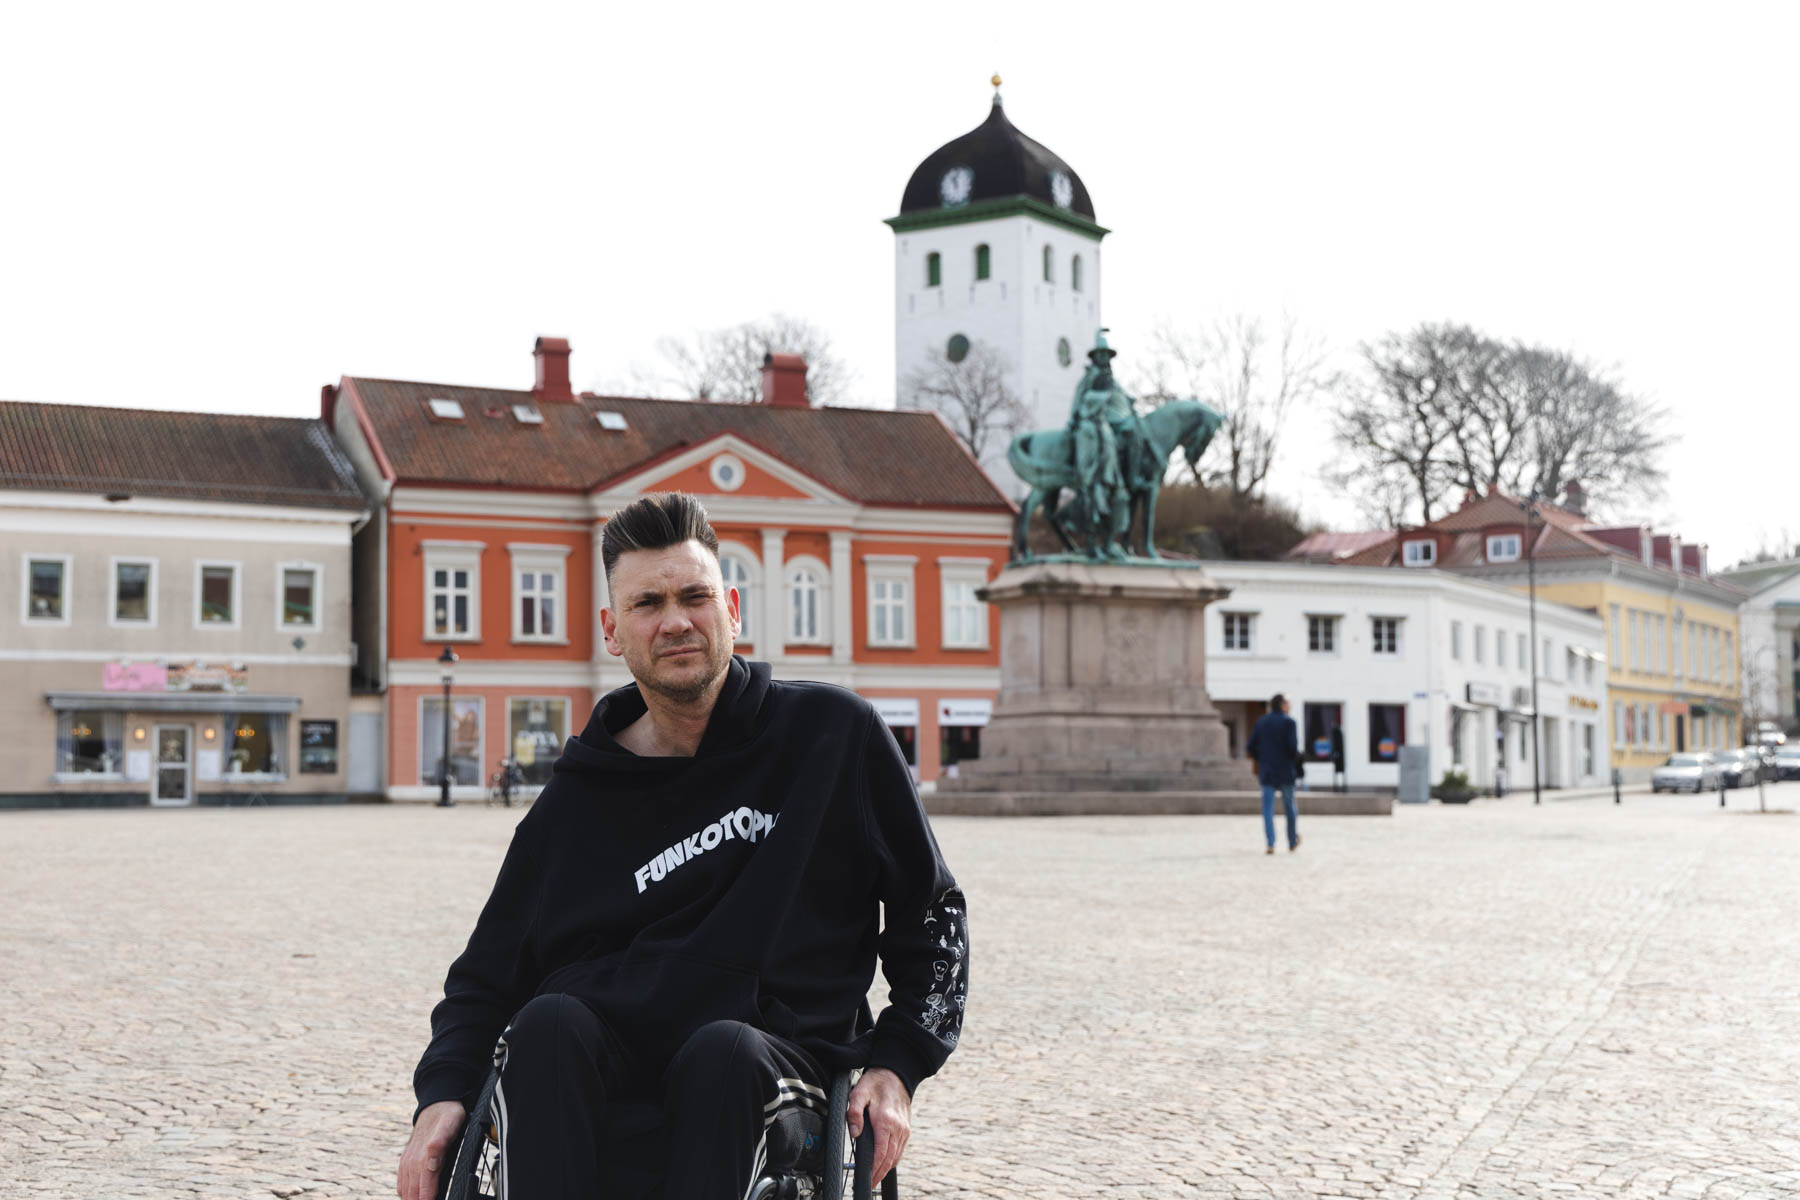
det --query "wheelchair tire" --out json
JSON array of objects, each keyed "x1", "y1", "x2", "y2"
[
  {"x1": 439, "y1": 1071, "x2": 500, "y2": 1200},
  {"x1": 822, "y1": 1072, "x2": 850, "y2": 1200}
]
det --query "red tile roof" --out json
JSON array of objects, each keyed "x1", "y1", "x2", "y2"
[
  {"x1": 1286, "y1": 530, "x2": 1394, "y2": 561},
  {"x1": 0, "y1": 401, "x2": 367, "y2": 510},
  {"x1": 343, "y1": 378, "x2": 1013, "y2": 510}
]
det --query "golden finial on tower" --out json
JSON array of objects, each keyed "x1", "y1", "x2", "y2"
[{"x1": 991, "y1": 73, "x2": 1002, "y2": 90}]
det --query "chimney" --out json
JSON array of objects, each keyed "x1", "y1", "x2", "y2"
[
  {"x1": 1640, "y1": 527, "x2": 1653, "y2": 567},
  {"x1": 1697, "y1": 543, "x2": 1709, "y2": 578},
  {"x1": 532, "y1": 336, "x2": 574, "y2": 404},
  {"x1": 320, "y1": 383, "x2": 339, "y2": 427},
  {"x1": 1562, "y1": 480, "x2": 1587, "y2": 517},
  {"x1": 1669, "y1": 533, "x2": 1683, "y2": 575},
  {"x1": 760, "y1": 353, "x2": 809, "y2": 408}
]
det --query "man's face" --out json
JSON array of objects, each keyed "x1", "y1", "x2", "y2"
[
  {"x1": 1280, "y1": 699, "x2": 1291, "y2": 715},
  {"x1": 600, "y1": 541, "x2": 739, "y2": 704}
]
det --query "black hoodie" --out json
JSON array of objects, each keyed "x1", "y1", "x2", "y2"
[{"x1": 413, "y1": 657, "x2": 968, "y2": 1117}]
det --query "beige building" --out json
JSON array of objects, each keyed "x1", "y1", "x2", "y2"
[{"x1": 1, "y1": 403, "x2": 367, "y2": 807}]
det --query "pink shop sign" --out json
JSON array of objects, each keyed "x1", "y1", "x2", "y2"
[{"x1": 102, "y1": 662, "x2": 169, "y2": 692}]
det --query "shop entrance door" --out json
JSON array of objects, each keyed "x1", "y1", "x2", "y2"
[{"x1": 152, "y1": 724, "x2": 193, "y2": 806}]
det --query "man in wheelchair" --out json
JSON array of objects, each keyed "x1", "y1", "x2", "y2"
[{"x1": 398, "y1": 493, "x2": 969, "y2": 1200}]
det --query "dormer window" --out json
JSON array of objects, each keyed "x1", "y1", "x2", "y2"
[
  {"x1": 974, "y1": 243, "x2": 991, "y2": 281},
  {"x1": 426, "y1": 398, "x2": 465, "y2": 420},
  {"x1": 511, "y1": 404, "x2": 543, "y2": 425},
  {"x1": 1402, "y1": 539, "x2": 1436, "y2": 566},
  {"x1": 595, "y1": 412, "x2": 627, "y2": 431},
  {"x1": 1487, "y1": 534, "x2": 1521, "y2": 562}
]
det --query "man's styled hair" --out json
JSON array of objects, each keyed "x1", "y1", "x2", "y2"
[
  {"x1": 1270, "y1": 693, "x2": 1286, "y2": 710},
  {"x1": 601, "y1": 493, "x2": 720, "y2": 584}
]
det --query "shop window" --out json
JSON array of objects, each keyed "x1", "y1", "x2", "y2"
[
  {"x1": 1368, "y1": 704, "x2": 1406, "y2": 763},
  {"x1": 57, "y1": 710, "x2": 122, "y2": 776},
  {"x1": 421, "y1": 696, "x2": 482, "y2": 786},
  {"x1": 508, "y1": 698, "x2": 568, "y2": 787},
  {"x1": 27, "y1": 556, "x2": 70, "y2": 622},
  {"x1": 939, "y1": 724, "x2": 982, "y2": 775},
  {"x1": 224, "y1": 712, "x2": 287, "y2": 777},
  {"x1": 1302, "y1": 703, "x2": 1343, "y2": 764},
  {"x1": 299, "y1": 720, "x2": 338, "y2": 774}
]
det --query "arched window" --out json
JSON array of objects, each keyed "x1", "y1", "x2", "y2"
[
  {"x1": 1042, "y1": 244, "x2": 1054, "y2": 283},
  {"x1": 719, "y1": 552, "x2": 756, "y2": 645},
  {"x1": 974, "y1": 243, "x2": 990, "y2": 281},
  {"x1": 925, "y1": 252, "x2": 941, "y2": 288},
  {"x1": 789, "y1": 566, "x2": 821, "y2": 642},
  {"x1": 1071, "y1": 254, "x2": 1083, "y2": 292}
]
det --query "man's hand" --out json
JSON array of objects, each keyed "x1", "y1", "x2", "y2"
[
  {"x1": 397, "y1": 1100, "x2": 466, "y2": 1200},
  {"x1": 844, "y1": 1067, "x2": 910, "y2": 1184}
]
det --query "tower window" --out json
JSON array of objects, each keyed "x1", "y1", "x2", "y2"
[
  {"x1": 974, "y1": 244, "x2": 990, "y2": 281},
  {"x1": 1042, "y1": 244, "x2": 1053, "y2": 283},
  {"x1": 946, "y1": 334, "x2": 970, "y2": 363},
  {"x1": 926, "y1": 252, "x2": 941, "y2": 288},
  {"x1": 1056, "y1": 337, "x2": 1072, "y2": 367},
  {"x1": 1071, "y1": 254, "x2": 1083, "y2": 293}
]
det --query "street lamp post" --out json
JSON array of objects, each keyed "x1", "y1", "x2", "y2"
[
  {"x1": 437, "y1": 645, "x2": 458, "y2": 808},
  {"x1": 1526, "y1": 496, "x2": 1542, "y2": 806}
]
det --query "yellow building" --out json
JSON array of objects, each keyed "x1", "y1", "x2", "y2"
[{"x1": 1341, "y1": 491, "x2": 1745, "y2": 781}]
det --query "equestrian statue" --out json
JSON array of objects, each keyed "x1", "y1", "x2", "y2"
[{"x1": 1007, "y1": 329, "x2": 1223, "y2": 563}]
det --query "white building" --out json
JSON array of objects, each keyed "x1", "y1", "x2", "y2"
[
  {"x1": 1202, "y1": 562, "x2": 1608, "y2": 794},
  {"x1": 1717, "y1": 558, "x2": 1800, "y2": 732},
  {"x1": 887, "y1": 85, "x2": 1105, "y2": 496}
]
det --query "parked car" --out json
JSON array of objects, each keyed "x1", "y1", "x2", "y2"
[
  {"x1": 1718, "y1": 748, "x2": 1759, "y2": 788},
  {"x1": 1775, "y1": 745, "x2": 1800, "y2": 780},
  {"x1": 1650, "y1": 752, "x2": 1723, "y2": 793},
  {"x1": 1741, "y1": 744, "x2": 1777, "y2": 783}
]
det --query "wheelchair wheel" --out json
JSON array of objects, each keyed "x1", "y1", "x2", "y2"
[
  {"x1": 439, "y1": 1072, "x2": 500, "y2": 1200},
  {"x1": 817, "y1": 1071, "x2": 894, "y2": 1200}
]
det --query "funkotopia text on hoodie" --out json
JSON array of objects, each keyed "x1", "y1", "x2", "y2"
[{"x1": 412, "y1": 657, "x2": 968, "y2": 1116}]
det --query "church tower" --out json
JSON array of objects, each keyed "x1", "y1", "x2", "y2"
[{"x1": 886, "y1": 79, "x2": 1108, "y2": 496}]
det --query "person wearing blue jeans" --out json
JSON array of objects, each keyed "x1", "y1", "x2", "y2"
[{"x1": 1246, "y1": 692, "x2": 1302, "y2": 854}]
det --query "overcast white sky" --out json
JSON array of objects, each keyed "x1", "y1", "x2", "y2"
[{"x1": 3, "y1": 2, "x2": 1794, "y2": 563}]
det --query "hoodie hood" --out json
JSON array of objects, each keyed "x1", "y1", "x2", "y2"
[{"x1": 555, "y1": 655, "x2": 774, "y2": 777}]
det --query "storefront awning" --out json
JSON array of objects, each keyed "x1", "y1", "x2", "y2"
[{"x1": 47, "y1": 691, "x2": 302, "y2": 715}]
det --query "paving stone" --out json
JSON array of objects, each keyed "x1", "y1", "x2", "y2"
[{"x1": 5, "y1": 788, "x2": 1800, "y2": 1196}]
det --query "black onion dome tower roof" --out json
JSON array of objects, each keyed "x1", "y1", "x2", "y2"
[{"x1": 897, "y1": 93, "x2": 1098, "y2": 223}]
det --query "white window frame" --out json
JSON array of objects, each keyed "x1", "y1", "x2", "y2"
[
  {"x1": 275, "y1": 561, "x2": 322, "y2": 633},
  {"x1": 863, "y1": 555, "x2": 916, "y2": 649},
  {"x1": 1486, "y1": 534, "x2": 1521, "y2": 562},
  {"x1": 1402, "y1": 540, "x2": 1435, "y2": 566},
  {"x1": 938, "y1": 558, "x2": 990, "y2": 650},
  {"x1": 1474, "y1": 625, "x2": 1486, "y2": 664},
  {"x1": 1496, "y1": 629, "x2": 1508, "y2": 668},
  {"x1": 1371, "y1": 616, "x2": 1401, "y2": 656},
  {"x1": 418, "y1": 693, "x2": 484, "y2": 788},
  {"x1": 785, "y1": 555, "x2": 831, "y2": 646},
  {"x1": 423, "y1": 541, "x2": 485, "y2": 642},
  {"x1": 108, "y1": 556, "x2": 158, "y2": 628},
  {"x1": 1221, "y1": 611, "x2": 1255, "y2": 653},
  {"x1": 193, "y1": 560, "x2": 242, "y2": 631},
  {"x1": 1306, "y1": 614, "x2": 1338, "y2": 655},
  {"x1": 718, "y1": 548, "x2": 759, "y2": 647},
  {"x1": 22, "y1": 553, "x2": 73, "y2": 626},
  {"x1": 507, "y1": 543, "x2": 571, "y2": 645}
]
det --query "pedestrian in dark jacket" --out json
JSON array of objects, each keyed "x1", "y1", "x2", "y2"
[
  {"x1": 1246, "y1": 693, "x2": 1303, "y2": 854},
  {"x1": 397, "y1": 493, "x2": 964, "y2": 1200}
]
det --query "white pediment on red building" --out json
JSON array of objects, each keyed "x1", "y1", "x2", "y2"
[{"x1": 590, "y1": 433, "x2": 856, "y2": 510}]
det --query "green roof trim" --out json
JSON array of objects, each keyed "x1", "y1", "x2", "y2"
[{"x1": 884, "y1": 194, "x2": 1109, "y2": 240}]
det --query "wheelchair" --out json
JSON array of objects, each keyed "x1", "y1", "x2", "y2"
[{"x1": 439, "y1": 1065, "x2": 899, "y2": 1200}]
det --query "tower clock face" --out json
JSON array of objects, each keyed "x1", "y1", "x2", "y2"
[
  {"x1": 1050, "y1": 170, "x2": 1074, "y2": 210},
  {"x1": 940, "y1": 166, "x2": 974, "y2": 208}
]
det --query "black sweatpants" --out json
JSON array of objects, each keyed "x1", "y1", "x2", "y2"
[{"x1": 490, "y1": 992, "x2": 829, "y2": 1199}]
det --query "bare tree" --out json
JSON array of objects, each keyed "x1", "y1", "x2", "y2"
[
  {"x1": 900, "y1": 339, "x2": 1026, "y2": 465},
  {"x1": 648, "y1": 313, "x2": 855, "y2": 406},
  {"x1": 1135, "y1": 315, "x2": 1333, "y2": 502},
  {"x1": 1332, "y1": 323, "x2": 1669, "y2": 523}
]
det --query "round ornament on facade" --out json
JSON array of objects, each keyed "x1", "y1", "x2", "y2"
[
  {"x1": 1056, "y1": 337, "x2": 1071, "y2": 367},
  {"x1": 939, "y1": 166, "x2": 974, "y2": 208},
  {"x1": 709, "y1": 453, "x2": 746, "y2": 492},
  {"x1": 946, "y1": 334, "x2": 971, "y2": 363}
]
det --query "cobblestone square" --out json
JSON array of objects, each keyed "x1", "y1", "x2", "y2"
[{"x1": 7, "y1": 788, "x2": 1800, "y2": 1198}]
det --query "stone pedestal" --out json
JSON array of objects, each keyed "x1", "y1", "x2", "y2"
[{"x1": 937, "y1": 561, "x2": 1246, "y2": 797}]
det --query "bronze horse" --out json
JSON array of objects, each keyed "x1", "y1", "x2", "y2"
[{"x1": 1006, "y1": 399, "x2": 1223, "y2": 562}]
